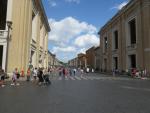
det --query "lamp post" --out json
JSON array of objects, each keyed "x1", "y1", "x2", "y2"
[{"x1": 5, "y1": 21, "x2": 12, "y2": 72}]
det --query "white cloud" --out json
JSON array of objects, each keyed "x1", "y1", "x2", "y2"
[
  {"x1": 49, "y1": 17, "x2": 97, "y2": 46},
  {"x1": 74, "y1": 34, "x2": 99, "y2": 47},
  {"x1": 47, "y1": 0, "x2": 57, "y2": 7},
  {"x1": 65, "y1": 0, "x2": 80, "y2": 4},
  {"x1": 52, "y1": 46, "x2": 77, "y2": 54},
  {"x1": 48, "y1": 17, "x2": 99, "y2": 62},
  {"x1": 78, "y1": 48, "x2": 86, "y2": 54},
  {"x1": 111, "y1": 1, "x2": 128, "y2": 10}
]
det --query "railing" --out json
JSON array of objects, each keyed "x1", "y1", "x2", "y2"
[{"x1": 0, "y1": 30, "x2": 8, "y2": 39}]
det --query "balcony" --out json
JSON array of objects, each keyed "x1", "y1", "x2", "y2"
[{"x1": 127, "y1": 44, "x2": 137, "y2": 50}]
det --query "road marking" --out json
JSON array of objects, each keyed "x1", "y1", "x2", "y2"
[
  {"x1": 74, "y1": 76, "x2": 81, "y2": 80},
  {"x1": 58, "y1": 77, "x2": 62, "y2": 80},
  {"x1": 69, "y1": 76, "x2": 75, "y2": 80},
  {"x1": 81, "y1": 76, "x2": 88, "y2": 80}
]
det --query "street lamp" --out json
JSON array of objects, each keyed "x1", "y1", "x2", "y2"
[{"x1": 5, "y1": 21, "x2": 12, "y2": 72}]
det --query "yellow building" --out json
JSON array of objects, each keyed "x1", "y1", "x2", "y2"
[
  {"x1": 0, "y1": 0, "x2": 50, "y2": 73},
  {"x1": 99, "y1": 0, "x2": 150, "y2": 73}
]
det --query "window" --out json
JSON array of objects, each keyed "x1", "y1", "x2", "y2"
[
  {"x1": 0, "y1": 0, "x2": 8, "y2": 30},
  {"x1": 113, "y1": 57, "x2": 118, "y2": 69},
  {"x1": 129, "y1": 19, "x2": 136, "y2": 44},
  {"x1": 0, "y1": 46, "x2": 3, "y2": 67},
  {"x1": 104, "y1": 37, "x2": 108, "y2": 50},
  {"x1": 114, "y1": 30, "x2": 118, "y2": 49},
  {"x1": 129, "y1": 54, "x2": 136, "y2": 68},
  {"x1": 104, "y1": 58, "x2": 107, "y2": 72}
]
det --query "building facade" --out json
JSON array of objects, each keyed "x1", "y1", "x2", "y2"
[
  {"x1": 77, "y1": 53, "x2": 87, "y2": 68},
  {"x1": 86, "y1": 46, "x2": 95, "y2": 69},
  {"x1": 30, "y1": 0, "x2": 50, "y2": 69},
  {"x1": 68, "y1": 57, "x2": 78, "y2": 68},
  {"x1": 48, "y1": 51, "x2": 62, "y2": 67},
  {"x1": 0, "y1": 0, "x2": 50, "y2": 73},
  {"x1": 94, "y1": 46, "x2": 101, "y2": 71},
  {"x1": 99, "y1": 0, "x2": 150, "y2": 73}
]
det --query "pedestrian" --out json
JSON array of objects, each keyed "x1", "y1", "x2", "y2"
[
  {"x1": 131, "y1": 68, "x2": 136, "y2": 77},
  {"x1": 62, "y1": 68, "x2": 66, "y2": 77},
  {"x1": 26, "y1": 68, "x2": 31, "y2": 81},
  {"x1": 43, "y1": 68, "x2": 51, "y2": 85},
  {"x1": 20, "y1": 69, "x2": 24, "y2": 77},
  {"x1": 69, "y1": 68, "x2": 72, "y2": 76},
  {"x1": 65, "y1": 68, "x2": 68, "y2": 78},
  {"x1": 73, "y1": 68, "x2": 76, "y2": 76},
  {"x1": 58, "y1": 67, "x2": 62, "y2": 77},
  {"x1": 80, "y1": 68, "x2": 84, "y2": 77},
  {"x1": 33, "y1": 67, "x2": 38, "y2": 82},
  {"x1": 37, "y1": 68, "x2": 44, "y2": 85},
  {"x1": 0, "y1": 69, "x2": 6, "y2": 87},
  {"x1": 112, "y1": 69, "x2": 116, "y2": 77},
  {"x1": 11, "y1": 68, "x2": 19, "y2": 86},
  {"x1": 86, "y1": 67, "x2": 89, "y2": 73},
  {"x1": 92, "y1": 68, "x2": 94, "y2": 73}
]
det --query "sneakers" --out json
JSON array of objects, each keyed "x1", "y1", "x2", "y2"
[
  {"x1": 11, "y1": 83, "x2": 15, "y2": 86},
  {"x1": 11, "y1": 83, "x2": 20, "y2": 86}
]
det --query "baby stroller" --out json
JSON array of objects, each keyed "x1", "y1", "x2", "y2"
[{"x1": 43, "y1": 74, "x2": 51, "y2": 85}]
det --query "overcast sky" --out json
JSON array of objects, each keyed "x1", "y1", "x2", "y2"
[{"x1": 42, "y1": 0, "x2": 129, "y2": 62}]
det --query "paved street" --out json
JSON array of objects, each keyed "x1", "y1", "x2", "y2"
[{"x1": 1, "y1": 73, "x2": 150, "y2": 113}]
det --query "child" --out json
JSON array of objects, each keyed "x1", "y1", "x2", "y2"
[{"x1": 11, "y1": 70, "x2": 17, "y2": 85}]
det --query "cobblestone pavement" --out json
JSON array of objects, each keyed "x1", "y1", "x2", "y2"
[{"x1": 1, "y1": 73, "x2": 150, "y2": 113}]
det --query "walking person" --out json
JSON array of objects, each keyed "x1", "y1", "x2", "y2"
[
  {"x1": 69, "y1": 68, "x2": 72, "y2": 76},
  {"x1": 43, "y1": 68, "x2": 51, "y2": 85},
  {"x1": 86, "y1": 67, "x2": 89, "y2": 73},
  {"x1": 112, "y1": 69, "x2": 116, "y2": 77},
  {"x1": 0, "y1": 69, "x2": 6, "y2": 87},
  {"x1": 73, "y1": 68, "x2": 76, "y2": 76},
  {"x1": 58, "y1": 67, "x2": 62, "y2": 77},
  {"x1": 33, "y1": 67, "x2": 38, "y2": 82},
  {"x1": 62, "y1": 68, "x2": 66, "y2": 78},
  {"x1": 26, "y1": 68, "x2": 31, "y2": 81},
  {"x1": 11, "y1": 68, "x2": 19, "y2": 86},
  {"x1": 65, "y1": 68, "x2": 68, "y2": 78},
  {"x1": 37, "y1": 68, "x2": 44, "y2": 85},
  {"x1": 80, "y1": 68, "x2": 84, "y2": 77}
]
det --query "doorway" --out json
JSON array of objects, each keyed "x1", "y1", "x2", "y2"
[
  {"x1": 0, "y1": 45, "x2": 3, "y2": 68},
  {"x1": 129, "y1": 54, "x2": 136, "y2": 68}
]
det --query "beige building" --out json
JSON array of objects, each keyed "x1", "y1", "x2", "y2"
[
  {"x1": 99, "y1": 0, "x2": 150, "y2": 73},
  {"x1": 48, "y1": 51, "x2": 62, "y2": 67},
  {"x1": 94, "y1": 46, "x2": 101, "y2": 71},
  {"x1": 86, "y1": 46, "x2": 95, "y2": 69},
  {"x1": 0, "y1": 0, "x2": 50, "y2": 73},
  {"x1": 77, "y1": 53, "x2": 87, "y2": 68},
  {"x1": 68, "y1": 57, "x2": 78, "y2": 67}
]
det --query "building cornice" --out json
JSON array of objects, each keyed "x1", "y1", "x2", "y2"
[
  {"x1": 98, "y1": 0, "x2": 140, "y2": 35},
  {"x1": 38, "y1": 0, "x2": 51, "y2": 32}
]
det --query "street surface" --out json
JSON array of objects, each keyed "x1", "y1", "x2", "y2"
[{"x1": 1, "y1": 73, "x2": 150, "y2": 113}]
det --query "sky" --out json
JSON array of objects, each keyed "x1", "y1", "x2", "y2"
[{"x1": 42, "y1": 0, "x2": 129, "y2": 62}]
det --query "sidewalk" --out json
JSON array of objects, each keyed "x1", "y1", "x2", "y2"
[
  {"x1": 5, "y1": 76, "x2": 27, "y2": 82},
  {"x1": 93, "y1": 72, "x2": 150, "y2": 80}
]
